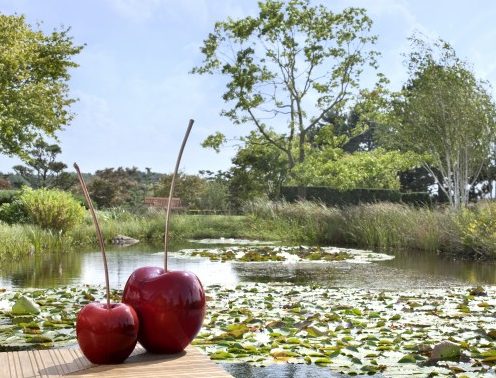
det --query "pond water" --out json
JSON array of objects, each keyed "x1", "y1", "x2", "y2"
[
  {"x1": 0, "y1": 241, "x2": 495, "y2": 290},
  {"x1": 1, "y1": 241, "x2": 496, "y2": 377}
]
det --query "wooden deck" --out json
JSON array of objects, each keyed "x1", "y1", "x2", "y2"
[{"x1": 0, "y1": 345, "x2": 232, "y2": 377}]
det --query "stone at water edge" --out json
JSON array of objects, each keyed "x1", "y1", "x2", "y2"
[
  {"x1": 11, "y1": 296, "x2": 40, "y2": 315},
  {"x1": 112, "y1": 235, "x2": 139, "y2": 246}
]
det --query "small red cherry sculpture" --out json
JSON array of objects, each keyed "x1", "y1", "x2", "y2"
[
  {"x1": 76, "y1": 302, "x2": 139, "y2": 364},
  {"x1": 122, "y1": 267, "x2": 205, "y2": 353},
  {"x1": 123, "y1": 120, "x2": 206, "y2": 354},
  {"x1": 74, "y1": 163, "x2": 139, "y2": 364}
]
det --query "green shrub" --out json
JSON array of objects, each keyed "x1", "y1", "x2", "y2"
[
  {"x1": 0, "y1": 190, "x2": 18, "y2": 205},
  {"x1": 457, "y1": 201, "x2": 496, "y2": 258},
  {"x1": 19, "y1": 187, "x2": 85, "y2": 233},
  {"x1": 0, "y1": 199, "x2": 29, "y2": 224}
]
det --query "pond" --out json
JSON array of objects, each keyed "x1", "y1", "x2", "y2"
[
  {"x1": 0, "y1": 241, "x2": 495, "y2": 290},
  {"x1": 1, "y1": 241, "x2": 496, "y2": 377}
]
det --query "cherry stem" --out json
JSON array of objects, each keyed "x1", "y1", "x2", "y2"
[
  {"x1": 74, "y1": 163, "x2": 111, "y2": 309},
  {"x1": 165, "y1": 119, "x2": 194, "y2": 271}
]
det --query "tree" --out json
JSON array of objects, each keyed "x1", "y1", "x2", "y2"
[
  {"x1": 384, "y1": 36, "x2": 496, "y2": 208},
  {"x1": 87, "y1": 167, "x2": 145, "y2": 209},
  {"x1": 230, "y1": 131, "x2": 288, "y2": 203},
  {"x1": 152, "y1": 173, "x2": 206, "y2": 208},
  {"x1": 12, "y1": 138, "x2": 75, "y2": 189},
  {"x1": 0, "y1": 14, "x2": 83, "y2": 158},
  {"x1": 193, "y1": 0, "x2": 382, "y2": 196},
  {"x1": 292, "y1": 147, "x2": 422, "y2": 190}
]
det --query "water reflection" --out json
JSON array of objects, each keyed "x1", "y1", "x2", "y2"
[
  {"x1": 1, "y1": 244, "x2": 496, "y2": 290},
  {"x1": 223, "y1": 363, "x2": 341, "y2": 378},
  {"x1": 0, "y1": 252, "x2": 83, "y2": 288}
]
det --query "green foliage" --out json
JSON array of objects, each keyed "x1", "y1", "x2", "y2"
[
  {"x1": 193, "y1": 0, "x2": 381, "y2": 184},
  {"x1": 457, "y1": 201, "x2": 496, "y2": 258},
  {"x1": 0, "y1": 190, "x2": 17, "y2": 205},
  {"x1": 292, "y1": 148, "x2": 424, "y2": 190},
  {"x1": 229, "y1": 131, "x2": 288, "y2": 207},
  {"x1": 0, "y1": 14, "x2": 83, "y2": 158},
  {"x1": 246, "y1": 198, "x2": 346, "y2": 244},
  {"x1": 0, "y1": 197, "x2": 29, "y2": 224},
  {"x1": 383, "y1": 35, "x2": 496, "y2": 208},
  {"x1": 281, "y1": 186, "x2": 403, "y2": 206},
  {"x1": 201, "y1": 132, "x2": 226, "y2": 153},
  {"x1": 247, "y1": 199, "x2": 462, "y2": 255},
  {"x1": 19, "y1": 187, "x2": 85, "y2": 232},
  {"x1": 195, "y1": 181, "x2": 231, "y2": 212},
  {"x1": 152, "y1": 173, "x2": 206, "y2": 208},
  {"x1": 12, "y1": 139, "x2": 75, "y2": 189},
  {"x1": 87, "y1": 167, "x2": 154, "y2": 210}
]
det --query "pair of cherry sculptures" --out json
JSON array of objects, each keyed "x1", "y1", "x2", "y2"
[{"x1": 75, "y1": 120, "x2": 206, "y2": 364}]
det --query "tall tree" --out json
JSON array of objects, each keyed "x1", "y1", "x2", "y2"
[
  {"x1": 0, "y1": 14, "x2": 83, "y2": 158},
  {"x1": 12, "y1": 138, "x2": 74, "y2": 189},
  {"x1": 193, "y1": 0, "x2": 382, "y2": 196},
  {"x1": 384, "y1": 36, "x2": 496, "y2": 208}
]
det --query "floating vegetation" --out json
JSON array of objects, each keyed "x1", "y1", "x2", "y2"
[
  {"x1": 3, "y1": 283, "x2": 496, "y2": 375},
  {"x1": 179, "y1": 245, "x2": 394, "y2": 264},
  {"x1": 189, "y1": 238, "x2": 276, "y2": 245},
  {"x1": 194, "y1": 283, "x2": 496, "y2": 376},
  {"x1": 0, "y1": 285, "x2": 119, "y2": 351}
]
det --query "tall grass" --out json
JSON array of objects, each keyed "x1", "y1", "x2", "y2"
[
  {"x1": 0, "y1": 210, "x2": 256, "y2": 261},
  {"x1": 246, "y1": 199, "x2": 476, "y2": 257},
  {"x1": 0, "y1": 224, "x2": 75, "y2": 260},
  {"x1": 2, "y1": 200, "x2": 495, "y2": 261}
]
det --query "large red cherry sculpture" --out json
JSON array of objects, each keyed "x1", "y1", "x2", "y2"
[
  {"x1": 74, "y1": 163, "x2": 139, "y2": 364},
  {"x1": 122, "y1": 267, "x2": 205, "y2": 353},
  {"x1": 76, "y1": 302, "x2": 139, "y2": 364},
  {"x1": 123, "y1": 120, "x2": 206, "y2": 354}
]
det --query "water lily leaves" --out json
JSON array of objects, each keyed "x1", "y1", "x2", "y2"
[
  {"x1": 3, "y1": 283, "x2": 496, "y2": 376},
  {"x1": 398, "y1": 354, "x2": 417, "y2": 363},
  {"x1": 11, "y1": 296, "x2": 40, "y2": 315},
  {"x1": 177, "y1": 245, "x2": 394, "y2": 264},
  {"x1": 0, "y1": 285, "x2": 118, "y2": 350}
]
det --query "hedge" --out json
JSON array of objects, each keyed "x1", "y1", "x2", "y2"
[{"x1": 281, "y1": 186, "x2": 431, "y2": 207}]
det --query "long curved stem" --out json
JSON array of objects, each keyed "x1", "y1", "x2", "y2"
[
  {"x1": 165, "y1": 119, "x2": 194, "y2": 271},
  {"x1": 74, "y1": 163, "x2": 111, "y2": 308}
]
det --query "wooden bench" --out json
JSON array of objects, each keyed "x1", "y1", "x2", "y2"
[
  {"x1": 143, "y1": 197, "x2": 184, "y2": 211},
  {"x1": 0, "y1": 345, "x2": 232, "y2": 377}
]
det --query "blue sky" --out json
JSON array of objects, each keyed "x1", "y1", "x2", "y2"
[{"x1": 1, "y1": 0, "x2": 496, "y2": 174}]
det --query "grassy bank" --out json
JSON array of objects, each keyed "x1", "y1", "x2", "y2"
[
  {"x1": 1, "y1": 200, "x2": 495, "y2": 260},
  {"x1": 247, "y1": 199, "x2": 496, "y2": 259},
  {"x1": 0, "y1": 211, "x2": 258, "y2": 261}
]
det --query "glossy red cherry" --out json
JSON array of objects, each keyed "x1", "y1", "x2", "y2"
[
  {"x1": 122, "y1": 266, "x2": 206, "y2": 354},
  {"x1": 76, "y1": 302, "x2": 139, "y2": 364}
]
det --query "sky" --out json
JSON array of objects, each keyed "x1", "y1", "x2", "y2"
[{"x1": 1, "y1": 0, "x2": 496, "y2": 174}]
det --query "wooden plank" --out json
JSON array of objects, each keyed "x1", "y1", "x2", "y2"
[
  {"x1": 0, "y1": 351, "x2": 11, "y2": 378},
  {"x1": 16, "y1": 350, "x2": 36, "y2": 378},
  {"x1": 0, "y1": 345, "x2": 231, "y2": 378}
]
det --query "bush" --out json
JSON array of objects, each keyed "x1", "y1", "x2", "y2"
[
  {"x1": 457, "y1": 201, "x2": 496, "y2": 258},
  {"x1": 0, "y1": 199, "x2": 29, "y2": 224},
  {"x1": 0, "y1": 190, "x2": 17, "y2": 205},
  {"x1": 19, "y1": 187, "x2": 85, "y2": 233}
]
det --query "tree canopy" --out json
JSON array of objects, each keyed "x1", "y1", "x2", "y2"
[
  {"x1": 383, "y1": 36, "x2": 496, "y2": 208},
  {"x1": 0, "y1": 14, "x2": 83, "y2": 158},
  {"x1": 193, "y1": 0, "x2": 382, "y2": 193},
  {"x1": 12, "y1": 138, "x2": 74, "y2": 189}
]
